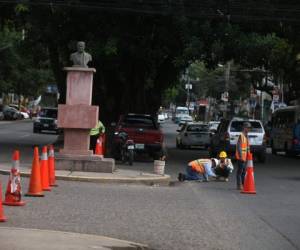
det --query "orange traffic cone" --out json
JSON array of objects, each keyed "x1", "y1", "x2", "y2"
[
  {"x1": 3, "y1": 150, "x2": 26, "y2": 206},
  {"x1": 241, "y1": 152, "x2": 256, "y2": 194},
  {"x1": 95, "y1": 136, "x2": 103, "y2": 157},
  {"x1": 26, "y1": 147, "x2": 44, "y2": 197},
  {"x1": 40, "y1": 146, "x2": 51, "y2": 191},
  {"x1": 0, "y1": 182, "x2": 7, "y2": 222},
  {"x1": 48, "y1": 145, "x2": 57, "y2": 187}
]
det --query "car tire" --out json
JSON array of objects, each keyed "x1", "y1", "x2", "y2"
[
  {"x1": 128, "y1": 150, "x2": 134, "y2": 165},
  {"x1": 33, "y1": 128, "x2": 40, "y2": 133},
  {"x1": 271, "y1": 141, "x2": 277, "y2": 155},
  {"x1": 285, "y1": 143, "x2": 295, "y2": 157},
  {"x1": 258, "y1": 153, "x2": 266, "y2": 163}
]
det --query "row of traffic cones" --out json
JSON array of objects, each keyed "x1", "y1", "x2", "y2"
[{"x1": 0, "y1": 145, "x2": 58, "y2": 222}]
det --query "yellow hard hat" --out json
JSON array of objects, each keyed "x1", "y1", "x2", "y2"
[{"x1": 219, "y1": 151, "x2": 227, "y2": 158}]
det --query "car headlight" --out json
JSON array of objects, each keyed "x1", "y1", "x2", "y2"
[{"x1": 114, "y1": 132, "x2": 119, "y2": 135}]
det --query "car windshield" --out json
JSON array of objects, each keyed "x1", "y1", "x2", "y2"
[
  {"x1": 122, "y1": 116, "x2": 157, "y2": 129},
  {"x1": 187, "y1": 125, "x2": 209, "y2": 132},
  {"x1": 209, "y1": 123, "x2": 219, "y2": 130},
  {"x1": 230, "y1": 121, "x2": 263, "y2": 132},
  {"x1": 39, "y1": 109, "x2": 57, "y2": 118}
]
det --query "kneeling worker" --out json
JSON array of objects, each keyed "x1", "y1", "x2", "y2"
[
  {"x1": 214, "y1": 151, "x2": 234, "y2": 182},
  {"x1": 178, "y1": 158, "x2": 218, "y2": 182}
]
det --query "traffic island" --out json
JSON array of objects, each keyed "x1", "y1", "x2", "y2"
[
  {"x1": 0, "y1": 164, "x2": 171, "y2": 186},
  {"x1": 55, "y1": 153, "x2": 115, "y2": 173}
]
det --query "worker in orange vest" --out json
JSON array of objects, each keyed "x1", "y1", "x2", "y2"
[
  {"x1": 178, "y1": 158, "x2": 218, "y2": 182},
  {"x1": 235, "y1": 122, "x2": 251, "y2": 190}
]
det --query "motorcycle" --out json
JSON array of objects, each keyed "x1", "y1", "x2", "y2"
[{"x1": 118, "y1": 132, "x2": 135, "y2": 165}]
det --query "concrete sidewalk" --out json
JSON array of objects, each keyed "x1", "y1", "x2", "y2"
[
  {"x1": 0, "y1": 227, "x2": 149, "y2": 250},
  {"x1": 0, "y1": 162, "x2": 171, "y2": 186}
]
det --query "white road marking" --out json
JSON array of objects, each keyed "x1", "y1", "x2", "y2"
[{"x1": 19, "y1": 134, "x2": 30, "y2": 138}]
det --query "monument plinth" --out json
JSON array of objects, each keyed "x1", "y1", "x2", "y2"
[
  {"x1": 56, "y1": 67, "x2": 114, "y2": 172},
  {"x1": 58, "y1": 67, "x2": 98, "y2": 156}
]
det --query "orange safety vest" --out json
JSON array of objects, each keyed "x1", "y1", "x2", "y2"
[
  {"x1": 188, "y1": 159, "x2": 210, "y2": 174},
  {"x1": 235, "y1": 133, "x2": 250, "y2": 161}
]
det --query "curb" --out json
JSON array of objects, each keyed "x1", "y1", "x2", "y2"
[
  {"x1": 0, "y1": 227, "x2": 150, "y2": 250},
  {"x1": 0, "y1": 169, "x2": 171, "y2": 186}
]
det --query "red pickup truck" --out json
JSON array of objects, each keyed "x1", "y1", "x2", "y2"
[{"x1": 112, "y1": 113, "x2": 164, "y2": 160}]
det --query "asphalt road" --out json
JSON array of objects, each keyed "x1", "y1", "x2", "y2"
[
  {"x1": 0, "y1": 120, "x2": 58, "y2": 163},
  {"x1": 0, "y1": 119, "x2": 300, "y2": 250}
]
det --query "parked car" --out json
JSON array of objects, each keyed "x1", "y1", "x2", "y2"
[
  {"x1": 163, "y1": 112, "x2": 169, "y2": 120},
  {"x1": 176, "y1": 122, "x2": 210, "y2": 149},
  {"x1": 210, "y1": 117, "x2": 267, "y2": 163},
  {"x1": 33, "y1": 107, "x2": 59, "y2": 133},
  {"x1": 112, "y1": 113, "x2": 164, "y2": 160},
  {"x1": 0, "y1": 110, "x2": 4, "y2": 120},
  {"x1": 2, "y1": 106, "x2": 23, "y2": 120},
  {"x1": 208, "y1": 121, "x2": 220, "y2": 134},
  {"x1": 157, "y1": 113, "x2": 165, "y2": 123},
  {"x1": 0, "y1": 105, "x2": 4, "y2": 120},
  {"x1": 8, "y1": 104, "x2": 30, "y2": 119},
  {"x1": 178, "y1": 114, "x2": 193, "y2": 126}
]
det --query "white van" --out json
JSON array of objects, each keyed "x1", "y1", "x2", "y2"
[{"x1": 173, "y1": 106, "x2": 189, "y2": 123}]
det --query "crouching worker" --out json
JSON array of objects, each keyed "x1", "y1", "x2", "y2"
[
  {"x1": 178, "y1": 158, "x2": 218, "y2": 182},
  {"x1": 214, "y1": 151, "x2": 234, "y2": 182}
]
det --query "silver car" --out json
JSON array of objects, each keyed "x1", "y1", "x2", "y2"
[
  {"x1": 178, "y1": 114, "x2": 193, "y2": 126},
  {"x1": 176, "y1": 122, "x2": 210, "y2": 149}
]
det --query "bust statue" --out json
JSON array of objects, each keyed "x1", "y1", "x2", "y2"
[{"x1": 70, "y1": 41, "x2": 92, "y2": 68}]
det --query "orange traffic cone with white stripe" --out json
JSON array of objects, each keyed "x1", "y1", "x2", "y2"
[
  {"x1": 3, "y1": 150, "x2": 25, "y2": 206},
  {"x1": 95, "y1": 136, "x2": 103, "y2": 157},
  {"x1": 26, "y1": 147, "x2": 44, "y2": 197},
  {"x1": 48, "y1": 145, "x2": 57, "y2": 187},
  {"x1": 0, "y1": 183, "x2": 7, "y2": 222},
  {"x1": 40, "y1": 146, "x2": 51, "y2": 191},
  {"x1": 241, "y1": 152, "x2": 256, "y2": 194}
]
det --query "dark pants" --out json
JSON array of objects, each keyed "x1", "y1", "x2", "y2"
[
  {"x1": 236, "y1": 160, "x2": 246, "y2": 187},
  {"x1": 215, "y1": 167, "x2": 230, "y2": 178},
  {"x1": 90, "y1": 134, "x2": 99, "y2": 152},
  {"x1": 184, "y1": 166, "x2": 207, "y2": 181}
]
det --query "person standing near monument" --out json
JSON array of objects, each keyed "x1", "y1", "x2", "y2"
[
  {"x1": 70, "y1": 41, "x2": 92, "y2": 68},
  {"x1": 90, "y1": 120, "x2": 105, "y2": 152}
]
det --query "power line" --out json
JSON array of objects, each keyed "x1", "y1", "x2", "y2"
[{"x1": 1, "y1": 0, "x2": 300, "y2": 23}]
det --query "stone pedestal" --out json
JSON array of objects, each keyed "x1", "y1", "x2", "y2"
[{"x1": 57, "y1": 67, "x2": 114, "y2": 172}]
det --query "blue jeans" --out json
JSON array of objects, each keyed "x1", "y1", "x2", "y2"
[
  {"x1": 185, "y1": 166, "x2": 207, "y2": 181},
  {"x1": 236, "y1": 160, "x2": 246, "y2": 186}
]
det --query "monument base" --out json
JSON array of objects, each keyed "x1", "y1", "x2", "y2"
[{"x1": 55, "y1": 153, "x2": 115, "y2": 173}]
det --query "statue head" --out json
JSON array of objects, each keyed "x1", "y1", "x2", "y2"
[
  {"x1": 77, "y1": 41, "x2": 85, "y2": 53},
  {"x1": 70, "y1": 41, "x2": 92, "y2": 67}
]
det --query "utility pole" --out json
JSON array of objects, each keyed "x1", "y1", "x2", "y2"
[
  {"x1": 224, "y1": 61, "x2": 231, "y2": 118},
  {"x1": 185, "y1": 76, "x2": 192, "y2": 114}
]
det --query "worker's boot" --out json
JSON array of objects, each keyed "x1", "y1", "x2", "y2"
[{"x1": 177, "y1": 173, "x2": 185, "y2": 182}]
